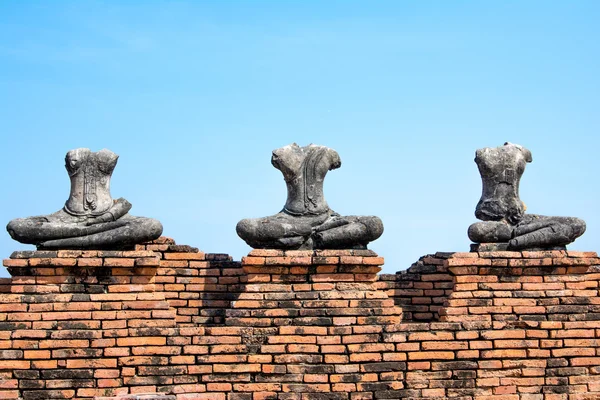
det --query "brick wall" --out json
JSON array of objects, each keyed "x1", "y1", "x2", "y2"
[
  {"x1": 376, "y1": 254, "x2": 453, "y2": 322},
  {"x1": 1, "y1": 238, "x2": 599, "y2": 400}
]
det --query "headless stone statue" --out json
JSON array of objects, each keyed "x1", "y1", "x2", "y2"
[
  {"x1": 6, "y1": 148, "x2": 163, "y2": 249},
  {"x1": 468, "y1": 142, "x2": 585, "y2": 251},
  {"x1": 236, "y1": 143, "x2": 383, "y2": 249}
]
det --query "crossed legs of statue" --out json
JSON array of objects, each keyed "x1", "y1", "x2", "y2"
[
  {"x1": 7, "y1": 211, "x2": 163, "y2": 250},
  {"x1": 236, "y1": 211, "x2": 384, "y2": 250},
  {"x1": 468, "y1": 214, "x2": 587, "y2": 250}
]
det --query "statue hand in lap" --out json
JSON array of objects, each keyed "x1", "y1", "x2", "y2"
[
  {"x1": 6, "y1": 148, "x2": 162, "y2": 249},
  {"x1": 84, "y1": 198, "x2": 132, "y2": 226}
]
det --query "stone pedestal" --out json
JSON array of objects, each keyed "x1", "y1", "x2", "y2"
[
  {"x1": 439, "y1": 250, "x2": 600, "y2": 323},
  {"x1": 226, "y1": 249, "x2": 402, "y2": 328}
]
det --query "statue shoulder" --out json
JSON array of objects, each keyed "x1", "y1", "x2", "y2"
[{"x1": 96, "y1": 149, "x2": 119, "y2": 174}]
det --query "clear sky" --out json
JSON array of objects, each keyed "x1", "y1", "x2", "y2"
[{"x1": 1, "y1": 1, "x2": 599, "y2": 277}]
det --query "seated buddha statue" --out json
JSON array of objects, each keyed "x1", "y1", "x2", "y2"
[
  {"x1": 467, "y1": 142, "x2": 585, "y2": 250},
  {"x1": 236, "y1": 143, "x2": 383, "y2": 250},
  {"x1": 6, "y1": 148, "x2": 163, "y2": 249}
]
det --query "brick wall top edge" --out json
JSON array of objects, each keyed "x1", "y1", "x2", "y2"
[
  {"x1": 248, "y1": 249, "x2": 378, "y2": 257},
  {"x1": 440, "y1": 250, "x2": 598, "y2": 259},
  {"x1": 4, "y1": 244, "x2": 597, "y2": 265},
  {"x1": 4, "y1": 236, "x2": 234, "y2": 262},
  {"x1": 242, "y1": 255, "x2": 384, "y2": 267},
  {"x1": 148, "y1": 236, "x2": 175, "y2": 245},
  {"x1": 9, "y1": 250, "x2": 159, "y2": 259},
  {"x1": 164, "y1": 244, "x2": 199, "y2": 253}
]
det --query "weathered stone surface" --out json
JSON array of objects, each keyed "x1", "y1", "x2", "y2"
[
  {"x1": 6, "y1": 148, "x2": 162, "y2": 249},
  {"x1": 237, "y1": 143, "x2": 383, "y2": 249},
  {"x1": 467, "y1": 143, "x2": 585, "y2": 250}
]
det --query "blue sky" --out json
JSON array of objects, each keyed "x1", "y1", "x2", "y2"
[{"x1": 1, "y1": 1, "x2": 598, "y2": 276}]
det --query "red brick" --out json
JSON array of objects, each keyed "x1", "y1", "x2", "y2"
[
  {"x1": 66, "y1": 358, "x2": 117, "y2": 368},
  {"x1": 117, "y1": 337, "x2": 166, "y2": 346},
  {"x1": 446, "y1": 258, "x2": 491, "y2": 266},
  {"x1": 482, "y1": 349, "x2": 527, "y2": 358},
  {"x1": 213, "y1": 364, "x2": 261, "y2": 373},
  {"x1": 571, "y1": 357, "x2": 600, "y2": 366},
  {"x1": 39, "y1": 339, "x2": 89, "y2": 349},
  {"x1": 408, "y1": 331, "x2": 454, "y2": 341},
  {"x1": 164, "y1": 252, "x2": 205, "y2": 260},
  {"x1": 31, "y1": 360, "x2": 57, "y2": 369},
  {"x1": 23, "y1": 350, "x2": 50, "y2": 359},
  {"x1": 408, "y1": 351, "x2": 455, "y2": 360},
  {"x1": 494, "y1": 340, "x2": 539, "y2": 348},
  {"x1": 0, "y1": 361, "x2": 29, "y2": 369},
  {"x1": 2, "y1": 259, "x2": 28, "y2": 267},
  {"x1": 77, "y1": 258, "x2": 103, "y2": 267},
  {"x1": 103, "y1": 258, "x2": 136, "y2": 267}
]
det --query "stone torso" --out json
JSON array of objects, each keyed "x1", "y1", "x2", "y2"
[
  {"x1": 272, "y1": 144, "x2": 341, "y2": 216},
  {"x1": 475, "y1": 143, "x2": 532, "y2": 224},
  {"x1": 64, "y1": 148, "x2": 118, "y2": 216}
]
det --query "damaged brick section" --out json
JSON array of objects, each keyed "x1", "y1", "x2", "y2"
[{"x1": 1, "y1": 238, "x2": 600, "y2": 399}]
